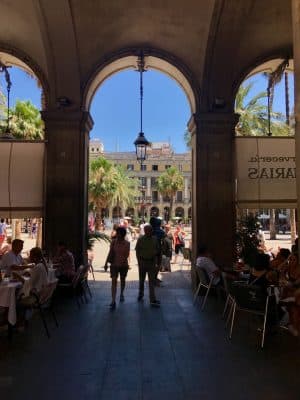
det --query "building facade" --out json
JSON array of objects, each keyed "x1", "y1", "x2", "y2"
[{"x1": 90, "y1": 140, "x2": 191, "y2": 222}]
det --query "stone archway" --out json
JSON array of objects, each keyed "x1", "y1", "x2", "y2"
[
  {"x1": 175, "y1": 207, "x2": 185, "y2": 218},
  {"x1": 82, "y1": 47, "x2": 199, "y2": 114},
  {"x1": 150, "y1": 207, "x2": 159, "y2": 217},
  {"x1": 0, "y1": 47, "x2": 49, "y2": 110}
]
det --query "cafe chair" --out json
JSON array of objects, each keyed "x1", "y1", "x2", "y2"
[
  {"x1": 221, "y1": 272, "x2": 235, "y2": 324},
  {"x1": 79, "y1": 264, "x2": 93, "y2": 300},
  {"x1": 180, "y1": 248, "x2": 192, "y2": 270},
  {"x1": 193, "y1": 267, "x2": 215, "y2": 310},
  {"x1": 229, "y1": 282, "x2": 270, "y2": 348},
  {"x1": 88, "y1": 260, "x2": 95, "y2": 281},
  {"x1": 18, "y1": 281, "x2": 58, "y2": 339}
]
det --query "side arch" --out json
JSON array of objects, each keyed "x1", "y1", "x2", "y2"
[{"x1": 0, "y1": 43, "x2": 50, "y2": 109}]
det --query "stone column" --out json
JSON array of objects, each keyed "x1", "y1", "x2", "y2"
[
  {"x1": 42, "y1": 110, "x2": 93, "y2": 265},
  {"x1": 292, "y1": 0, "x2": 300, "y2": 251},
  {"x1": 189, "y1": 112, "x2": 238, "y2": 269},
  {"x1": 184, "y1": 177, "x2": 189, "y2": 200},
  {"x1": 146, "y1": 177, "x2": 151, "y2": 197}
]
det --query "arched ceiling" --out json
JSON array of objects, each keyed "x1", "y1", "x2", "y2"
[{"x1": 0, "y1": 0, "x2": 293, "y2": 112}]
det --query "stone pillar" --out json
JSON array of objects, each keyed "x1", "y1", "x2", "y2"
[
  {"x1": 146, "y1": 177, "x2": 151, "y2": 197},
  {"x1": 292, "y1": 0, "x2": 300, "y2": 252},
  {"x1": 189, "y1": 112, "x2": 238, "y2": 269},
  {"x1": 42, "y1": 110, "x2": 93, "y2": 265},
  {"x1": 184, "y1": 177, "x2": 189, "y2": 200}
]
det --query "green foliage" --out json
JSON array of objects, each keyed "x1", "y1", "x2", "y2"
[
  {"x1": 156, "y1": 166, "x2": 184, "y2": 218},
  {"x1": 0, "y1": 99, "x2": 44, "y2": 139},
  {"x1": 89, "y1": 156, "x2": 139, "y2": 215},
  {"x1": 87, "y1": 231, "x2": 110, "y2": 250},
  {"x1": 235, "y1": 82, "x2": 291, "y2": 136},
  {"x1": 184, "y1": 128, "x2": 192, "y2": 149},
  {"x1": 236, "y1": 214, "x2": 260, "y2": 266}
]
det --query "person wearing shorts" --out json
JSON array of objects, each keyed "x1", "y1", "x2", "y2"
[
  {"x1": 173, "y1": 225, "x2": 185, "y2": 263},
  {"x1": 107, "y1": 227, "x2": 130, "y2": 310}
]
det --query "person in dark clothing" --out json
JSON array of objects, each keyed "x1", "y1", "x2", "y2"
[
  {"x1": 149, "y1": 217, "x2": 165, "y2": 284},
  {"x1": 248, "y1": 253, "x2": 271, "y2": 291},
  {"x1": 161, "y1": 226, "x2": 173, "y2": 272}
]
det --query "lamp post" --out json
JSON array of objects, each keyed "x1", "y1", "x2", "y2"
[
  {"x1": 133, "y1": 51, "x2": 150, "y2": 165},
  {"x1": 0, "y1": 62, "x2": 14, "y2": 140}
]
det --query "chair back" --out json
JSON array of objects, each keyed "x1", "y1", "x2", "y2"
[
  {"x1": 231, "y1": 282, "x2": 267, "y2": 312},
  {"x1": 38, "y1": 281, "x2": 58, "y2": 305},
  {"x1": 182, "y1": 248, "x2": 191, "y2": 261},
  {"x1": 196, "y1": 267, "x2": 211, "y2": 286}
]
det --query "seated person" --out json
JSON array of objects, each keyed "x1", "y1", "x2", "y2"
[
  {"x1": 15, "y1": 247, "x2": 49, "y2": 294},
  {"x1": 196, "y1": 245, "x2": 221, "y2": 285},
  {"x1": 249, "y1": 253, "x2": 271, "y2": 290},
  {"x1": 285, "y1": 254, "x2": 300, "y2": 283},
  {"x1": 291, "y1": 237, "x2": 298, "y2": 255},
  {"x1": 0, "y1": 236, "x2": 12, "y2": 257},
  {"x1": 52, "y1": 242, "x2": 75, "y2": 282},
  {"x1": 270, "y1": 248, "x2": 290, "y2": 271},
  {"x1": 0, "y1": 239, "x2": 24, "y2": 275}
]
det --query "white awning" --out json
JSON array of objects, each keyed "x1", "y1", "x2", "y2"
[{"x1": 0, "y1": 141, "x2": 45, "y2": 218}]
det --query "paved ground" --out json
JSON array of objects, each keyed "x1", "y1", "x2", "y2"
[{"x1": 0, "y1": 233, "x2": 299, "y2": 399}]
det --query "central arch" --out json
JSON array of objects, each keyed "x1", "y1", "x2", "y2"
[{"x1": 82, "y1": 47, "x2": 199, "y2": 114}]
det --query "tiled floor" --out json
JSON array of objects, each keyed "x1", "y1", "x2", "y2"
[{"x1": 0, "y1": 266, "x2": 299, "y2": 400}]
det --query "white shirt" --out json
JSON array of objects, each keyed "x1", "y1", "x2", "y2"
[
  {"x1": 1, "y1": 251, "x2": 23, "y2": 273},
  {"x1": 0, "y1": 222, "x2": 6, "y2": 235},
  {"x1": 196, "y1": 256, "x2": 220, "y2": 285},
  {"x1": 29, "y1": 263, "x2": 48, "y2": 292},
  {"x1": 139, "y1": 224, "x2": 145, "y2": 236}
]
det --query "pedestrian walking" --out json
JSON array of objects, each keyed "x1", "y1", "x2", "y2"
[
  {"x1": 0, "y1": 218, "x2": 7, "y2": 249},
  {"x1": 135, "y1": 224, "x2": 160, "y2": 307},
  {"x1": 106, "y1": 226, "x2": 130, "y2": 310}
]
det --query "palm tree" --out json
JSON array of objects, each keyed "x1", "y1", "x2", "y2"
[
  {"x1": 235, "y1": 83, "x2": 287, "y2": 136},
  {"x1": 89, "y1": 157, "x2": 119, "y2": 230},
  {"x1": 156, "y1": 166, "x2": 184, "y2": 219},
  {"x1": 0, "y1": 99, "x2": 44, "y2": 139},
  {"x1": 111, "y1": 165, "x2": 138, "y2": 219},
  {"x1": 89, "y1": 157, "x2": 139, "y2": 229},
  {"x1": 184, "y1": 128, "x2": 192, "y2": 149}
]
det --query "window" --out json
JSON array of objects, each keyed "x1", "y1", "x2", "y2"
[
  {"x1": 178, "y1": 164, "x2": 183, "y2": 171},
  {"x1": 163, "y1": 195, "x2": 170, "y2": 202},
  {"x1": 140, "y1": 164, "x2": 147, "y2": 171},
  {"x1": 139, "y1": 177, "x2": 146, "y2": 187},
  {"x1": 91, "y1": 147, "x2": 94, "y2": 152},
  {"x1": 152, "y1": 191, "x2": 158, "y2": 202},
  {"x1": 165, "y1": 165, "x2": 171, "y2": 170},
  {"x1": 127, "y1": 164, "x2": 134, "y2": 171},
  {"x1": 151, "y1": 177, "x2": 157, "y2": 187},
  {"x1": 177, "y1": 191, "x2": 183, "y2": 202},
  {"x1": 152, "y1": 165, "x2": 158, "y2": 171}
]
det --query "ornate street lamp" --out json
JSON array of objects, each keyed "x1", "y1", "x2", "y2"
[
  {"x1": 134, "y1": 51, "x2": 150, "y2": 165},
  {"x1": 0, "y1": 62, "x2": 14, "y2": 140}
]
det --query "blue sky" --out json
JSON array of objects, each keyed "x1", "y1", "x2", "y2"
[{"x1": 0, "y1": 66, "x2": 294, "y2": 151}]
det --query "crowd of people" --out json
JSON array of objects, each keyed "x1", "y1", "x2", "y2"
[
  {"x1": 0, "y1": 238, "x2": 76, "y2": 299},
  {"x1": 193, "y1": 236, "x2": 300, "y2": 337},
  {"x1": 103, "y1": 217, "x2": 189, "y2": 310}
]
